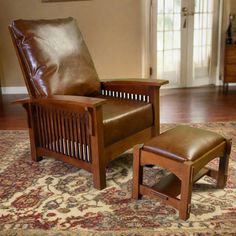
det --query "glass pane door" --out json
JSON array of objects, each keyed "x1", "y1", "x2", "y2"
[
  {"x1": 154, "y1": 0, "x2": 218, "y2": 87},
  {"x1": 193, "y1": 0, "x2": 214, "y2": 82},
  {"x1": 156, "y1": 0, "x2": 182, "y2": 86}
]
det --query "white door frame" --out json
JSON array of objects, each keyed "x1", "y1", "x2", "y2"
[{"x1": 141, "y1": 0, "x2": 152, "y2": 78}]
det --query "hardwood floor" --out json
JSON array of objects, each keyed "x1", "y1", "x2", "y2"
[
  {"x1": 0, "y1": 85, "x2": 236, "y2": 130},
  {"x1": 160, "y1": 85, "x2": 236, "y2": 123}
]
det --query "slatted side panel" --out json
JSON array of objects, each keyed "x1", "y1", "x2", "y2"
[
  {"x1": 101, "y1": 89, "x2": 150, "y2": 103},
  {"x1": 33, "y1": 104, "x2": 92, "y2": 163}
]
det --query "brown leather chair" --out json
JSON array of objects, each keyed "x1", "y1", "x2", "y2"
[{"x1": 9, "y1": 17, "x2": 168, "y2": 189}]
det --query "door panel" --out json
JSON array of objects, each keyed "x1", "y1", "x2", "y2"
[
  {"x1": 156, "y1": 0, "x2": 182, "y2": 85},
  {"x1": 192, "y1": 0, "x2": 214, "y2": 86},
  {"x1": 153, "y1": 0, "x2": 219, "y2": 88}
]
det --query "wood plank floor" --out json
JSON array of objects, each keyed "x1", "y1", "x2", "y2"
[
  {"x1": 0, "y1": 85, "x2": 236, "y2": 130},
  {"x1": 160, "y1": 85, "x2": 236, "y2": 123}
]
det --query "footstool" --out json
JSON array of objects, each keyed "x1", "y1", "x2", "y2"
[{"x1": 132, "y1": 125, "x2": 232, "y2": 220}]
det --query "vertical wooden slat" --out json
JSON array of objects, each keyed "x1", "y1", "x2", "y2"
[
  {"x1": 57, "y1": 110, "x2": 64, "y2": 154},
  {"x1": 49, "y1": 109, "x2": 56, "y2": 152},
  {"x1": 85, "y1": 112, "x2": 91, "y2": 162},
  {"x1": 53, "y1": 110, "x2": 60, "y2": 152},
  {"x1": 42, "y1": 106, "x2": 49, "y2": 149},
  {"x1": 76, "y1": 115, "x2": 82, "y2": 160},
  {"x1": 64, "y1": 112, "x2": 71, "y2": 156},
  {"x1": 60, "y1": 111, "x2": 67, "y2": 155},
  {"x1": 35, "y1": 105, "x2": 42, "y2": 147},
  {"x1": 39, "y1": 106, "x2": 46, "y2": 148},
  {"x1": 83, "y1": 113, "x2": 88, "y2": 162},
  {"x1": 73, "y1": 114, "x2": 79, "y2": 159},
  {"x1": 78, "y1": 114, "x2": 84, "y2": 160},
  {"x1": 64, "y1": 112, "x2": 68, "y2": 155},
  {"x1": 46, "y1": 108, "x2": 52, "y2": 150},
  {"x1": 81, "y1": 114, "x2": 88, "y2": 161},
  {"x1": 68, "y1": 113, "x2": 75, "y2": 158}
]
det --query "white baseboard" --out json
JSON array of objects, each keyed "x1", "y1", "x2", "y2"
[{"x1": 1, "y1": 86, "x2": 28, "y2": 94}]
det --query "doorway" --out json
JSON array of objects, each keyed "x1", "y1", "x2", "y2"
[{"x1": 151, "y1": 0, "x2": 220, "y2": 87}]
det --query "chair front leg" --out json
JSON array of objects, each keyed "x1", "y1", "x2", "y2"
[
  {"x1": 89, "y1": 106, "x2": 107, "y2": 190},
  {"x1": 23, "y1": 103, "x2": 43, "y2": 162},
  {"x1": 92, "y1": 156, "x2": 106, "y2": 190},
  {"x1": 132, "y1": 145, "x2": 143, "y2": 199},
  {"x1": 217, "y1": 140, "x2": 231, "y2": 189}
]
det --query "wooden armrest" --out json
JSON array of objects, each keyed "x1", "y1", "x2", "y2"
[
  {"x1": 13, "y1": 95, "x2": 107, "y2": 108},
  {"x1": 101, "y1": 78, "x2": 169, "y2": 87},
  {"x1": 100, "y1": 78, "x2": 168, "y2": 98}
]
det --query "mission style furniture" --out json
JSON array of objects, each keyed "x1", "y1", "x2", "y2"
[
  {"x1": 132, "y1": 125, "x2": 231, "y2": 220},
  {"x1": 9, "y1": 17, "x2": 168, "y2": 190},
  {"x1": 223, "y1": 44, "x2": 236, "y2": 92}
]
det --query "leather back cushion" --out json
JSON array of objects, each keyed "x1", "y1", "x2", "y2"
[{"x1": 10, "y1": 17, "x2": 100, "y2": 97}]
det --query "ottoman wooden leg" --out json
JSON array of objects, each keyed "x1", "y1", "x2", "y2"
[
  {"x1": 132, "y1": 145, "x2": 143, "y2": 199},
  {"x1": 217, "y1": 140, "x2": 231, "y2": 189},
  {"x1": 217, "y1": 155, "x2": 230, "y2": 188},
  {"x1": 179, "y1": 164, "x2": 193, "y2": 220}
]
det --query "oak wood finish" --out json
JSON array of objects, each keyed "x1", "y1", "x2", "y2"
[{"x1": 132, "y1": 138, "x2": 232, "y2": 220}]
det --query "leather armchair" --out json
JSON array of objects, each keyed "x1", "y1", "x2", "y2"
[{"x1": 9, "y1": 17, "x2": 168, "y2": 189}]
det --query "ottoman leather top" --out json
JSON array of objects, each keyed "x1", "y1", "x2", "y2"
[{"x1": 143, "y1": 125, "x2": 225, "y2": 162}]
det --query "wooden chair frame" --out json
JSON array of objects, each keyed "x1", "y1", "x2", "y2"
[{"x1": 9, "y1": 25, "x2": 168, "y2": 190}]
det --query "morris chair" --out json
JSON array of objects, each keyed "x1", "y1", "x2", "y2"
[{"x1": 9, "y1": 17, "x2": 168, "y2": 189}]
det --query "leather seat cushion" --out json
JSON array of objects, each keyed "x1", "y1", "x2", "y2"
[
  {"x1": 101, "y1": 97, "x2": 153, "y2": 146},
  {"x1": 143, "y1": 125, "x2": 225, "y2": 162},
  {"x1": 10, "y1": 17, "x2": 100, "y2": 97}
]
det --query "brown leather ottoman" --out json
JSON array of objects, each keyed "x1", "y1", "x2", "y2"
[{"x1": 132, "y1": 125, "x2": 232, "y2": 220}]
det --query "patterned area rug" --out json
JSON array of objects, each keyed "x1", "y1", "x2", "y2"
[{"x1": 0, "y1": 122, "x2": 236, "y2": 236}]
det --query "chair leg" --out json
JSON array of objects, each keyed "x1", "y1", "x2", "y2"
[
  {"x1": 32, "y1": 155, "x2": 43, "y2": 162},
  {"x1": 29, "y1": 129, "x2": 43, "y2": 162},
  {"x1": 132, "y1": 145, "x2": 143, "y2": 199},
  {"x1": 217, "y1": 155, "x2": 230, "y2": 188},
  {"x1": 179, "y1": 164, "x2": 193, "y2": 220},
  {"x1": 93, "y1": 165, "x2": 106, "y2": 190}
]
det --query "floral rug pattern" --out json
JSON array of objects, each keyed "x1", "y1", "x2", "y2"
[{"x1": 0, "y1": 122, "x2": 236, "y2": 235}]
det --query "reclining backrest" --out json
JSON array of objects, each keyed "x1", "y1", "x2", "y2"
[{"x1": 9, "y1": 17, "x2": 100, "y2": 98}]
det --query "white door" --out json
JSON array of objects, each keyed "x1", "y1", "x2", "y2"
[{"x1": 151, "y1": 0, "x2": 219, "y2": 87}]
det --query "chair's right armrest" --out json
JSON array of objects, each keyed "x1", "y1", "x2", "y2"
[
  {"x1": 100, "y1": 78, "x2": 168, "y2": 99},
  {"x1": 101, "y1": 78, "x2": 168, "y2": 88}
]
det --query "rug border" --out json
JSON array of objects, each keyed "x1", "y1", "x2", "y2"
[{"x1": 1, "y1": 226, "x2": 236, "y2": 236}]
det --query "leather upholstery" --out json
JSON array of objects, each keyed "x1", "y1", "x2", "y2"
[
  {"x1": 10, "y1": 17, "x2": 100, "y2": 97},
  {"x1": 143, "y1": 125, "x2": 225, "y2": 162},
  {"x1": 10, "y1": 17, "x2": 155, "y2": 147},
  {"x1": 100, "y1": 96, "x2": 153, "y2": 146}
]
